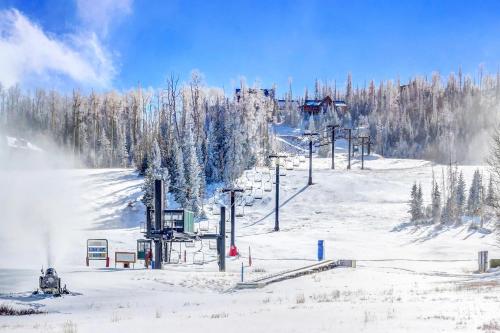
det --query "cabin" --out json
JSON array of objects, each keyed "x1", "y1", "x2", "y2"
[{"x1": 300, "y1": 96, "x2": 333, "y2": 114}]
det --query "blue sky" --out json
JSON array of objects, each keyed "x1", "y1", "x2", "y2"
[{"x1": 1, "y1": 0, "x2": 500, "y2": 94}]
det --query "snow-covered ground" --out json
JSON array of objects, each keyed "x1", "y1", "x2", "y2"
[{"x1": 1, "y1": 151, "x2": 499, "y2": 332}]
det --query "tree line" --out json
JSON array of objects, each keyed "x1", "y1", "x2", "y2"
[
  {"x1": 279, "y1": 69, "x2": 500, "y2": 163},
  {"x1": 0, "y1": 71, "x2": 275, "y2": 214}
]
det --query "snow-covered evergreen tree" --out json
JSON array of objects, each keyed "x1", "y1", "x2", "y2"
[
  {"x1": 409, "y1": 182, "x2": 423, "y2": 223},
  {"x1": 455, "y1": 171, "x2": 466, "y2": 219},
  {"x1": 431, "y1": 176, "x2": 441, "y2": 223},
  {"x1": 486, "y1": 175, "x2": 496, "y2": 207},
  {"x1": 467, "y1": 169, "x2": 483, "y2": 216},
  {"x1": 142, "y1": 140, "x2": 170, "y2": 209},
  {"x1": 417, "y1": 183, "x2": 424, "y2": 220},
  {"x1": 183, "y1": 127, "x2": 203, "y2": 215}
]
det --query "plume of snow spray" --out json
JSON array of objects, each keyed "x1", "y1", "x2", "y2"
[{"x1": 0, "y1": 132, "x2": 85, "y2": 269}]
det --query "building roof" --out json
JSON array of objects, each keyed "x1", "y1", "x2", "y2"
[{"x1": 304, "y1": 100, "x2": 323, "y2": 107}]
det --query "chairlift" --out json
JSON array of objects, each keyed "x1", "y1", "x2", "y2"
[
  {"x1": 299, "y1": 155, "x2": 306, "y2": 163},
  {"x1": 293, "y1": 156, "x2": 300, "y2": 167},
  {"x1": 212, "y1": 204, "x2": 220, "y2": 215},
  {"x1": 245, "y1": 194, "x2": 255, "y2": 206},
  {"x1": 254, "y1": 188, "x2": 264, "y2": 199},
  {"x1": 193, "y1": 241, "x2": 205, "y2": 265},
  {"x1": 254, "y1": 172, "x2": 262, "y2": 182},
  {"x1": 236, "y1": 206, "x2": 244, "y2": 217},
  {"x1": 208, "y1": 239, "x2": 217, "y2": 250},
  {"x1": 245, "y1": 181, "x2": 253, "y2": 190},
  {"x1": 279, "y1": 167, "x2": 287, "y2": 176},
  {"x1": 169, "y1": 250, "x2": 180, "y2": 264},
  {"x1": 199, "y1": 221, "x2": 209, "y2": 232},
  {"x1": 245, "y1": 171, "x2": 254, "y2": 183},
  {"x1": 264, "y1": 181, "x2": 272, "y2": 192},
  {"x1": 285, "y1": 159, "x2": 294, "y2": 170},
  {"x1": 193, "y1": 251, "x2": 205, "y2": 265}
]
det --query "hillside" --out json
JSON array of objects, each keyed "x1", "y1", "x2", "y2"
[{"x1": 1, "y1": 150, "x2": 499, "y2": 332}]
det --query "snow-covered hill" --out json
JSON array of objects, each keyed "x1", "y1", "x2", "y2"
[{"x1": 1, "y1": 154, "x2": 499, "y2": 332}]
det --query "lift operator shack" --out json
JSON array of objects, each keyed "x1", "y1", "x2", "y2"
[{"x1": 163, "y1": 209, "x2": 195, "y2": 233}]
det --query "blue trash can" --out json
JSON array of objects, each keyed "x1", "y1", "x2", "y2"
[{"x1": 317, "y1": 240, "x2": 324, "y2": 261}]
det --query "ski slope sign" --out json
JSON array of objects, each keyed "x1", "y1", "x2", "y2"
[{"x1": 87, "y1": 239, "x2": 109, "y2": 267}]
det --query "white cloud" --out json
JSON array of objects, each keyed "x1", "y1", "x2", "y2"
[
  {"x1": 0, "y1": 9, "x2": 115, "y2": 89},
  {"x1": 76, "y1": 0, "x2": 133, "y2": 37}
]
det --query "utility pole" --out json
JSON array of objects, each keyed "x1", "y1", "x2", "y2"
[
  {"x1": 326, "y1": 124, "x2": 340, "y2": 169},
  {"x1": 269, "y1": 154, "x2": 287, "y2": 231},
  {"x1": 222, "y1": 187, "x2": 244, "y2": 256},
  {"x1": 346, "y1": 128, "x2": 352, "y2": 170},
  {"x1": 303, "y1": 132, "x2": 319, "y2": 185}
]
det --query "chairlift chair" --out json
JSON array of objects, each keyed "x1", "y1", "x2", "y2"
[
  {"x1": 245, "y1": 171, "x2": 254, "y2": 183},
  {"x1": 254, "y1": 188, "x2": 264, "y2": 199},
  {"x1": 299, "y1": 155, "x2": 306, "y2": 163},
  {"x1": 254, "y1": 172, "x2": 262, "y2": 182},
  {"x1": 264, "y1": 181, "x2": 272, "y2": 192},
  {"x1": 169, "y1": 249, "x2": 180, "y2": 264},
  {"x1": 193, "y1": 251, "x2": 205, "y2": 265},
  {"x1": 285, "y1": 159, "x2": 294, "y2": 170},
  {"x1": 279, "y1": 167, "x2": 287, "y2": 176},
  {"x1": 199, "y1": 220, "x2": 209, "y2": 232},
  {"x1": 245, "y1": 194, "x2": 255, "y2": 206},
  {"x1": 208, "y1": 239, "x2": 217, "y2": 250},
  {"x1": 235, "y1": 201, "x2": 245, "y2": 217},
  {"x1": 293, "y1": 156, "x2": 300, "y2": 167},
  {"x1": 193, "y1": 241, "x2": 205, "y2": 265}
]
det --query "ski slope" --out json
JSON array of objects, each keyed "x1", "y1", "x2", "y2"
[{"x1": 1, "y1": 152, "x2": 499, "y2": 333}]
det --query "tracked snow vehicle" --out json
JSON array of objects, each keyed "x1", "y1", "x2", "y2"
[{"x1": 36, "y1": 267, "x2": 67, "y2": 295}]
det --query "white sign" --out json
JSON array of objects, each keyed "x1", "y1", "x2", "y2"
[
  {"x1": 115, "y1": 252, "x2": 136, "y2": 263},
  {"x1": 87, "y1": 239, "x2": 108, "y2": 260}
]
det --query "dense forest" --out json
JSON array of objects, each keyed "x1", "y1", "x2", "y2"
[
  {"x1": 281, "y1": 69, "x2": 500, "y2": 163},
  {"x1": 1, "y1": 69, "x2": 500, "y2": 214}
]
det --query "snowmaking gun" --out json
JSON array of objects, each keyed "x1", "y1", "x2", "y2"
[{"x1": 33, "y1": 267, "x2": 69, "y2": 296}]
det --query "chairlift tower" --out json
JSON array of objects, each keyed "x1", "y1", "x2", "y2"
[
  {"x1": 326, "y1": 124, "x2": 340, "y2": 169},
  {"x1": 346, "y1": 128, "x2": 352, "y2": 170},
  {"x1": 222, "y1": 187, "x2": 244, "y2": 255},
  {"x1": 303, "y1": 131, "x2": 319, "y2": 185},
  {"x1": 269, "y1": 153, "x2": 287, "y2": 231}
]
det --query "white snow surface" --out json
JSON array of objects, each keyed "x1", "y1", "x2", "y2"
[{"x1": 1, "y1": 153, "x2": 500, "y2": 332}]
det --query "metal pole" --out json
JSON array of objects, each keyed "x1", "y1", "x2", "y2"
[
  {"x1": 154, "y1": 179, "x2": 164, "y2": 269},
  {"x1": 331, "y1": 127, "x2": 335, "y2": 170},
  {"x1": 308, "y1": 139, "x2": 313, "y2": 185},
  {"x1": 347, "y1": 129, "x2": 352, "y2": 170},
  {"x1": 230, "y1": 191, "x2": 235, "y2": 247},
  {"x1": 368, "y1": 137, "x2": 371, "y2": 155},
  {"x1": 361, "y1": 137, "x2": 365, "y2": 170},
  {"x1": 146, "y1": 206, "x2": 152, "y2": 238},
  {"x1": 218, "y1": 206, "x2": 226, "y2": 272},
  {"x1": 275, "y1": 161, "x2": 280, "y2": 231}
]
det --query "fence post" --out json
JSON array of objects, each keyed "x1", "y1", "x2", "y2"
[{"x1": 478, "y1": 251, "x2": 488, "y2": 273}]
